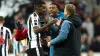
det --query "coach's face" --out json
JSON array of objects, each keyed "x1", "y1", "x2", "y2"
[{"x1": 49, "y1": 4, "x2": 58, "y2": 16}]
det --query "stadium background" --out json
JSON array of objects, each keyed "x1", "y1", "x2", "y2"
[{"x1": 0, "y1": 0, "x2": 100, "y2": 56}]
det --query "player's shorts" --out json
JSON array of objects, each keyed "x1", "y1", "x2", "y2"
[{"x1": 26, "y1": 47, "x2": 44, "y2": 56}]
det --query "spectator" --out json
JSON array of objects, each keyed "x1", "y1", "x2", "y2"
[
  {"x1": 12, "y1": 29, "x2": 27, "y2": 56},
  {"x1": 81, "y1": 35, "x2": 92, "y2": 52},
  {"x1": 82, "y1": 17, "x2": 94, "y2": 37},
  {"x1": 88, "y1": 35, "x2": 100, "y2": 56},
  {"x1": 94, "y1": 16, "x2": 100, "y2": 37}
]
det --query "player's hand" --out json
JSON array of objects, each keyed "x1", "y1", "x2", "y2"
[
  {"x1": 48, "y1": 19, "x2": 57, "y2": 25},
  {"x1": 47, "y1": 42, "x2": 50, "y2": 47}
]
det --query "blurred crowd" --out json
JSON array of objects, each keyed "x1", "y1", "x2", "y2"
[{"x1": 0, "y1": 0, "x2": 100, "y2": 55}]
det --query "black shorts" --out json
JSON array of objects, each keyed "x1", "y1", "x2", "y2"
[{"x1": 26, "y1": 47, "x2": 44, "y2": 56}]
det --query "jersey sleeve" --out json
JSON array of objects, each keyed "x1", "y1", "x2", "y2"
[{"x1": 7, "y1": 28, "x2": 12, "y2": 40}]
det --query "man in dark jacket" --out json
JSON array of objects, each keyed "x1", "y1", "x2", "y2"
[{"x1": 47, "y1": 4, "x2": 82, "y2": 56}]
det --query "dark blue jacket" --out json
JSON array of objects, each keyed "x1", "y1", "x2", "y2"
[{"x1": 50, "y1": 15, "x2": 81, "y2": 56}]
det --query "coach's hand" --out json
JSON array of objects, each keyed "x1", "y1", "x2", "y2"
[{"x1": 47, "y1": 42, "x2": 50, "y2": 47}]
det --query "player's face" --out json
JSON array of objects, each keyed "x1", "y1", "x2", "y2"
[
  {"x1": 41, "y1": 4, "x2": 47, "y2": 12},
  {"x1": 39, "y1": 4, "x2": 47, "y2": 15},
  {"x1": 49, "y1": 4, "x2": 58, "y2": 16}
]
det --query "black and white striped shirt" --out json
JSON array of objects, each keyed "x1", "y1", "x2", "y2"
[
  {"x1": 0, "y1": 26, "x2": 12, "y2": 56},
  {"x1": 27, "y1": 12, "x2": 42, "y2": 56}
]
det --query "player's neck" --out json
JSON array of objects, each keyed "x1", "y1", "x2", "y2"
[
  {"x1": 35, "y1": 11, "x2": 42, "y2": 16},
  {"x1": 0, "y1": 23, "x2": 3, "y2": 26}
]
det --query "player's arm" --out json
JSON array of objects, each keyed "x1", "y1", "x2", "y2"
[
  {"x1": 33, "y1": 19, "x2": 57, "y2": 33},
  {"x1": 7, "y1": 29, "x2": 12, "y2": 53},
  {"x1": 8, "y1": 39, "x2": 12, "y2": 53}
]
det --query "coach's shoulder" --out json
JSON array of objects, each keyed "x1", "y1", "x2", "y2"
[{"x1": 63, "y1": 20, "x2": 71, "y2": 24}]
